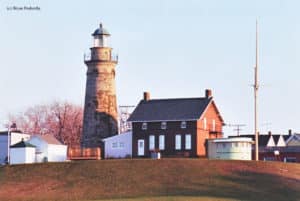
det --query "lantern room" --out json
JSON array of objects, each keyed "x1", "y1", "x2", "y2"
[{"x1": 92, "y1": 23, "x2": 110, "y2": 47}]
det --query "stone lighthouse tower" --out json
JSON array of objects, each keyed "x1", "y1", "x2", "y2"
[{"x1": 81, "y1": 23, "x2": 118, "y2": 148}]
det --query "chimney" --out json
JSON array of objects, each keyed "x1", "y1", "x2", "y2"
[
  {"x1": 143, "y1": 92, "x2": 150, "y2": 101},
  {"x1": 205, "y1": 89, "x2": 212, "y2": 98},
  {"x1": 268, "y1": 131, "x2": 272, "y2": 136},
  {"x1": 288, "y1": 129, "x2": 292, "y2": 136}
]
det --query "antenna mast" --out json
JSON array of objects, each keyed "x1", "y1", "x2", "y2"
[
  {"x1": 254, "y1": 20, "x2": 259, "y2": 161},
  {"x1": 226, "y1": 123, "x2": 246, "y2": 136}
]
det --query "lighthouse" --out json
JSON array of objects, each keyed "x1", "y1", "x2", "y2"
[{"x1": 81, "y1": 23, "x2": 119, "y2": 148}]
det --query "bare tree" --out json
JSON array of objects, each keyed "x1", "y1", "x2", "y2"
[{"x1": 7, "y1": 101, "x2": 83, "y2": 147}]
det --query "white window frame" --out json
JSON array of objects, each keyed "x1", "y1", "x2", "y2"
[
  {"x1": 112, "y1": 142, "x2": 118, "y2": 149},
  {"x1": 149, "y1": 135, "x2": 155, "y2": 150},
  {"x1": 119, "y1": 142, "x2": 125, "y2": 148},
  {"x1": 175, "y1": 134, "x2": 181, "y2": 150},
  {"x1": 185, "y1": 134, "x2": 191, "y2": 150},
  {"x1": 138, "y1": 139, "x2": 145, "y2": 156},
  {"x1": 212, "y1": 119, "x2": 216, "y2": 131},
  {"x1": 142, "y1": 122, "x2": 147, "y2": 130},
  {"x1": 161, "y1": 122, "x2": 167, "y2": 130},
  {"x1": 181, "y1": 121, "x2": 187, "y2": 129},
  {"x1": 204, "y1": 118, "x2": 207, "y2": 130},
  {"x1": 159, "y1": 135, "x2": 165, "y2": 150}
]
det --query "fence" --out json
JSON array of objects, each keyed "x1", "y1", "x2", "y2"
[{"x1": 68, "y1": 147, "x2": 101, "y2": 160}]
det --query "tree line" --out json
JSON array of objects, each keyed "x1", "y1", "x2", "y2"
[{"x1": 7, "y1": 101, "x2": 83, "y2": 147}]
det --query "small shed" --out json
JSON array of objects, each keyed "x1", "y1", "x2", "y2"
[
  {"x1": 208, "y1": 137, "x2": 253, "y2": 160},
  {"x1": 0, "y1": 131, "x2": 31, "y2": 163},
  {"x1": 102, "y1": 132, "x2": 132, "y2": 159},
  {"x1": 10, "y1": 140, "x2": 36, "y2": 165},
  {"x1": 28, "y1": 135, "x2": 67, "y2": 162}
]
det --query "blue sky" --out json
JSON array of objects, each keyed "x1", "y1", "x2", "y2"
[{"x1": 1, "y1": 0, "x2": 300, "y2": 135}]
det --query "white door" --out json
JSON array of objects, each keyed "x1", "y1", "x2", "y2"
[{"x1": 138, "y1": 139, "x2": 145, "y2": 156}]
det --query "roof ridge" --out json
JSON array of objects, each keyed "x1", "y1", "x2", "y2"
[{"x1": 143, "y1": 97, "x2": 210, "y2": 101}]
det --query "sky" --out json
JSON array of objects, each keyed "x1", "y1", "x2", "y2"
[{"x1": 1, "y1": 0, "x2": 300, "y2": 135}]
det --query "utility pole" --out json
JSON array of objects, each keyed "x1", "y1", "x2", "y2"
[
  {"x1": 254, "y1": 20, "x2": 259, "y2": 161},
  {"x1": 7, "y1": 127, "x2": 10, "y2": 164}
]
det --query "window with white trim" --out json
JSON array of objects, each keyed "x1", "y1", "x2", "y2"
[
  {"x1": 212, "y1": 119, "x2": 216, "y2": 131},
  {"x1": 185, "y1": 134, "x2": 191, "y2": 150},
  {"x1": 149, "y1": 135, "x2": 155, "y2": 150},
  {"x1": 119, "y1": 142, "x2": 125, "y2": 148},
  {"x1": 112, "y1": 142, "x2": 118, "y2": 148},
  {"x1": 159, "y1": 135, "x2": 165, "y2": 150},
  {"x1": 175, "y1": 134, "x2": 181, "y2": 150},
  {"x1": 181, "y1": 121, "x2": 187, "y2": 129},
  {"x1": 142, "y1": 122, "x2": 147, "y2": 130},
  {"x1": 204, "y1": 118, "x2": 207, "y2": 130},
  {"x1": 161, "y1": 122, "x2": 167, "y2": 129}
]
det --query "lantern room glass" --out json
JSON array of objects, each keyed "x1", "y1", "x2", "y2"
[{"x1": 93, "y1": 35, "x2": 110, "y2": 47}]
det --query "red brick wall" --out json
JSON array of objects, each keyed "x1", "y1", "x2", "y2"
[{"x1": 196, "y1": 101, "x2": 223, "y2": 157}]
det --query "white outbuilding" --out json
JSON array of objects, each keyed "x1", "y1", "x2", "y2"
[
  {"x1": 9, "y1": 140, "x2": 36, "y2": 165},
  {"x1": 28, "y1": 134, "x2": 67, "y2": 162},
  {"x1": 208, "y1": 137, "x2": 253, "y2": 160},
  {"x1": 102, "y1": 132, "x2": 132, "y2": 159},
  {"x1": 0, "y1": 131, "x2": 30, "y2": 164}
]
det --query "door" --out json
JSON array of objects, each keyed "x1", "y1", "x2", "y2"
[{"x1": 138, "y1": 139, "x2": 145, "y2": 156}]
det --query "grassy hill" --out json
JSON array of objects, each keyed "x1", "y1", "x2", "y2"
[{"x1": 0, "y1": 159, "x2": 299, "y2": 201}]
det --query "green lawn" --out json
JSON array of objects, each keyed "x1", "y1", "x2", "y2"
[
  {"x1": 0, "y1": 159, "x2": 299, "y2": 201},
  {"x1": 93, "y1": 196, "x2": 240, "y2": 201}
]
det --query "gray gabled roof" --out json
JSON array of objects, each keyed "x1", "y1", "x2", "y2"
[
  {"x1": 229, "y1": 134, "x2": 290, "y2": 147},
  {"x1": 272, "y1": 135, "x2": 290, "y2": 144},
  {"x1": 229, "y1": 135, "x2": 271, "y2": 147},
  {"x1": 0, "y1": 130, "x2": 23, "y2": 135},
  {"x1": 10, "y1": 140, "x2": 36, "y2": 148},
  {"x1": 32, "y1": 134, "x2": 63, "y2": 145},
  {"x1": 128, "y1": 97, "x2": 214, "y2": 122}
]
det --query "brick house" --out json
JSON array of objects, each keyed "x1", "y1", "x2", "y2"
[{"x1": 128, "y1": 89, "x2": 224, "y2": 158}]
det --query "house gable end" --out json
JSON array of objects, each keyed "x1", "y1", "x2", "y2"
[
  {"x1": 28, "y1": 136, "x2": 49, "y2": 152},
  {"x1": 266, "y1": 136, "x2": 275, "y2": 147},
  {"x1": 286, "y1": 135, "x2": 300, "y2": 146},
  {"x1": 276, "y1": 135, "x2": 286, "y2": 147},
  {"x1": 199, "y1": 100, "x2": 224, "y2": 124}
]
